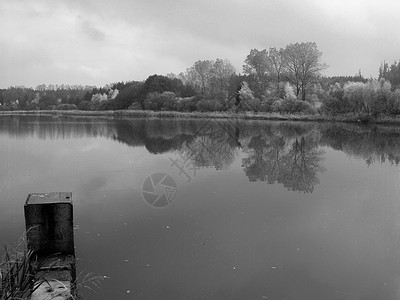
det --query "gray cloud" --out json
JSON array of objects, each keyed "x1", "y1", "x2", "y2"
[
  {"x1": 80, "y1": 20, "x2": 106, "y2": 42},
  {"x1": 0, "y1": 0, "x2": 399, "y2": 88}
]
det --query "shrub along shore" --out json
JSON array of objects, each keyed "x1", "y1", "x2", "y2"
[{"x1": 2, "y1": 109, "x2": 400, "y2": 124}]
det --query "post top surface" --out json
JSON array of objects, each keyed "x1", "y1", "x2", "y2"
[{"x1": 26, "y1": 192, "x2": 72, "y2": 205}]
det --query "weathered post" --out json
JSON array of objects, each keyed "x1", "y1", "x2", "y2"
[{"x1": 24, "y1": 192, "x2": 76, "y2": 300}]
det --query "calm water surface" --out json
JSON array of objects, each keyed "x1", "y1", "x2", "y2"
[{"x1": 1, "y1": 115, "x2": 400, "y2": 299}]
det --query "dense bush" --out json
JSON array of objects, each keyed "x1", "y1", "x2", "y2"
[
  {"x1": 289, "y1": 99, "x2": 303, "y2": 113},
  {"x1": 236, "y1": 81, "x2": 261, "y2": 111},
  {"x1": 214, "y1": 101, "x2": 224, "y2": 112},
  {"x1": 343, "y1": 81, "x2": 368, "y2": 113},
  {"x1": 143, "y1": 91, "x2": 178, "y2": 111},
  {"x1": 161, "y1": 92, "x2": 178, "y2": 111},
  {"x1": 298, "y1": 101, "x2": 317, "y2": 115},
  {"x1": 26, "y1": 103, "x2": 40, "y2": 110},
  {"x1": 56, "y1": 104, "x2": 78, "y2": 110},
  {"x1": 196, "y1": 99, "x2": 222, "y2": 112},
  {"x1": 268, "y1": 98, "x2": 317, "y2": 114},
  {"x1": 111, "y1": 82, "x2": 143, "y2": 109},
  {"x1": 176, "y1": 97, "x2": 198, "y2": 112},
  {"x1": 296, "y1": 100, "x2": 315, "y2": 114},
  {"x1": 240, "y1": 97, "x2": 261, "y2": 111},
  {"x1": 280, "y1": 99, "x2": 296, "y2": 113},
  {"x1": 260, "y1": 96, "x2": 280, "y2": 112},
  {"x1": 128, "y1": 101, "x2": 143, "y2": 110},
  {"x1": 321, "y1": 79, "x2": 398, "y2": 117},
  {"x1": 143, "y1": 75, "x2": 184, "y2": 96},
  {"x1": 144, "y1": 92, "x2": 163, "y2": 110},
  {"x1": 77, "y1": 101, "x2": 91, "y2": 111},
  {"x1": 321, "y1": 96, "x2": 343, "y2": 115},
  {"x1": 272, "y1": 99, "x2": 283, "y2": 112},
  {"x1": 387, "y1": 89, "x2": 400, "y2": 115},
  {"x1": 96, "y1": 100, "x2": 120, "y2": 111}
]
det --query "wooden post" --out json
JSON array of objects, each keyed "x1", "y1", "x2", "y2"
[{"x1": 24, "y1": 192, "x2": 76, "y2": 300}]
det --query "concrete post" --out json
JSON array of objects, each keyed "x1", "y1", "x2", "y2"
[
  {"x1": 24, "y1": 192, "x2": 74, "y2": 256},
  {"x1": 24, "y1": 192, "x2": 76, "y2": 300}
]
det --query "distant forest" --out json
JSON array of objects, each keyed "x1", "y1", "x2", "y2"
[{"x1": 1, "y1": 42, "x2": 400, "y2": 117}]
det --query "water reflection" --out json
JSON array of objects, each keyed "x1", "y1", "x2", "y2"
[
  {"x1": 242, "y1": 134, "x2": 325, "y2": 192},
  {"x1": 180, "y1": 120, "x2": 241, "y2": 170},
  {"x1": 3, "y1": 116, "x2": 400, "y2": 299},
  {"x1": 2, "y1": 116, "x2": 400, "y2": 193},
  {"x1": 320, "y1": 124, "x2": 400, "y2": 165},
  {"x1": 0, "y1": 115, "x2": 116, "y2": 140}
]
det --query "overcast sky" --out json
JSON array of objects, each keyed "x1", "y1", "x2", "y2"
[{"x1": 1, "y1": 0, "x2": 399, "y2": 88}]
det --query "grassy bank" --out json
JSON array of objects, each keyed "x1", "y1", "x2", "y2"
[{"x1": 2, "y1": 110, "x2": 400, "y2": 124}]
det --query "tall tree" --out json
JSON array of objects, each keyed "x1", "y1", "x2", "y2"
[
  {"x1": 378, "y1": 61, "x2": 389, "y2": 80},
  {"x1": 243, "y1": 49, "x2": 270, "y2": 97},
  {"x1": 383, "y1": 61, "x2": 400, "y2": 87},
  {"x1": 267, "y1": 47, "x2": 286, "y2": 90},
  {"x1": 210, "y1": 58, "x2": 236, "y2": 102},
  {"x1": 283, "y1": 42, "x2": 327, "y2": 100},
  {"x1": 185, "y1": 60, "x2": 214, "y2": 97},
  {"x1": 143, "y1": 74, "x2": 180, "y2": 95}
]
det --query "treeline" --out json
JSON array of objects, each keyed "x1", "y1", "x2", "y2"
[
  {"x1": 1, "y1": 42, "x2": 400, "y2": 118},
  {"x1": 321, "y1": 79, "x2": 400, "y2": 117},
  {"x1": 0, "y1": 85, "x2": 91, "y2": 111},
  {"x1": 379, "y1": 61, "x2": 400, "y2": 87}
]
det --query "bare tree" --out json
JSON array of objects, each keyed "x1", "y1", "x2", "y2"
[
  {"x1": 211, "y1": 58, "x2": 235, "y2": 101},
  {"x1": 283, "y1": 42, "x2": 327, "y2": 100},
  {"x1": 183, "y1": 59, "x2": 235, "y2": 101},
  {"x1": 267, "y1": 47, "x2": 286, "y2": 90},
  {"x1": 185, "y1": 60, "x2": 214, "y2": 97}
]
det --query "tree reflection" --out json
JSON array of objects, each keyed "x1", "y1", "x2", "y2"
[
  {"x1": 242, "y1": 131, "x2": 325, "y2": 193},
  {"x1": 8, "y1": 116, "x2": 400, "y2": 193},
  {"x1": 281, "y1": 137, "x2": 325, "y2": 192},
  {"x1": 111, "y1": 120, "x2": 400, "y2": 193},
  {"x1": 320, "y1": 124, "x2": 400, "y2": 166},
  {"x1": 242, "y1": 134, "x2": 281, "y2": 182},
  {"x1": 0, "y1": 115, "x2": 117, "y2": 140},
  {"x1": 180, "y1": 120, "x2": 241, "y2": 170},
  {"x1": 112, "y1": 119, "x2": 195, "y2": 154}
]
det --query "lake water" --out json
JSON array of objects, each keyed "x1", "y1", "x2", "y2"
[{"x1": 1, "y1": 115, "x2": 400, "y2": 299}]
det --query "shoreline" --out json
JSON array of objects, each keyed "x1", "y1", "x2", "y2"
[{"x1": 2, "y1": 110, "x2": 400, "y2": 124}]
